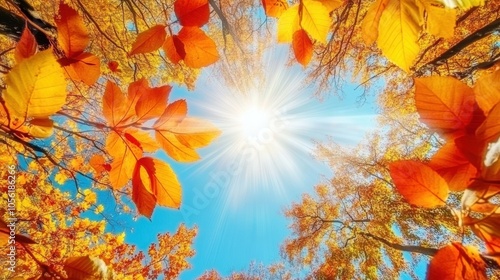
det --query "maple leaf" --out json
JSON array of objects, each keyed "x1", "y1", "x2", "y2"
[
  {"x1": 55, "y1": 2, "x2": 90, "y2": 57},
  {"x1": 389, "y1": 160, "x2": 449, "y2": 208},
  {"x1": 174, "y1": 0, "x2": 210, "y2": 27},
  {"x1": 427, "y1": 243, "x2": 487, "y2": 280},
  {"x1": 14, "y1": 26, "x2": 37, "y2": 62},
  {"x1": 376, "y1": 0, "x2": 421, "y2": 72},
  {"x1": 262, "y1": 0, "x2": 289, "y2": 18},
  {"x1": 129, "y1": 25, "x2": 167, "y2": 56},
  {"x1": 293, "y1": 29, "x2": 314, "y2": 67},
  {"x1": 133, "y1": 157, "x2": 182, "y2": 218},
  {"x1": 3, "y1": 50, "x2": 66, "y2": 119},
  {"x1": 414, "y1": 76, "x2": 476, "y2": 138}
]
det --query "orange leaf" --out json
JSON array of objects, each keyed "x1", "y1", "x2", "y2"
[
  {"x1": 132, "y1": 162, "x2": 157, "y2": 218},
  {"x1": 414, "y1": 76, "x2": 476, "y2": 139},
  {"x1": 427, "y1": 243, "x2": 487, "y2": 280},
  {"x1": 133, "y1": 157, "x2": 182, "y2": 217},
  {"x1": 474, "y1": 67, "x2": 500, "y2": 115},
  {"x1": 153, "y1": 99, "x2": 187, "y2": 129},
  {"x1": 89, "y1": 154, "x2": 110, "y2": 174},
  {"x1": 64, "y1": 52, "x2": 101, "y2": 85},
  {"x1": 163, "y1": 35, "x2": 185, "y2": 64},
  {"x1": 428, "y1": 141, "x2": 477, "y2": 191},
  {"x1": 135, "y1": 85, "x2": 171, "y2": 123},
  {"x1": 14, "y1": 26, "x2": 37, "y2": 62},
  {"x1": 0, "y1": 219, "x2": 36, "y2": 246},
  {"x1": 477, "y1": 102, "x2": 500, "y2": 144},
  {"x1": 174, "y1": 0, "x2": 210, "y2": 27},
  {"x1": 177, "y1": 27, "x2": 219, "y2": 68},
  {"x1": 292, "y1": 29, "x2": 313, "y2": 67},
  {"x1": 155, "y1": 116, "x2": 220, "y2": 163},
  {"x1": 106, "y1": 130, "x2": 143, "y2": 189},
  {"x1": 102, "y1": 81, "x2": 130, "y2": 127},
  {"x1": 469, "y1": 222, "x2": 500, "y2": 264},
  {"x1": 55, "y1": 2, "x2": 90, "y2": 57},
  {"x1": 389, "y1": 160, "x2": 449, "y2": 208},
  {"x1": 129, "y1": 25, "x2": 167, "y2": 56},
  {"x1": 454, "y1": 135, "x2": 486, "y2": 169},
  {"x1": 262, "y1": 0, "x2": 288, "y2": 18}
]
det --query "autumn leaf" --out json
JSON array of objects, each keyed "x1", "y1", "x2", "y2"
[
  {"x1": 476, "y1": 102, "x2": 500, "y2": 144},
  {"x1": 428, "y1": 141, "x2": 477, "y2": 191},
  {"x1": 293, "y1": 29, "x2": 313, "y2": 67},
  {"x1": 129, "y1": 25, "x2": 167, "y2": 56},
  {"x1": 389, "y1": 160, "x2": 449, "y2": 208},
  {"x1": 300, "y1": 0, "x2": 331, "y2": 43},
  {"x1": 427, "y1": 243, "x2": 487, "y2": 280},
  {"x1": 64, "y1": 256, "x2": 110, "y2": 280},
  {"x1": 424, "y1": 4, "x2": 456, "y2": 39},
  {"x1": 63, "y1": 52, "x2": 101, "y2": 85},
  {"x1": 474, "y1": 67, "x2": 500, "y2": 115},
  {"x1": 28, "y1": 118, "x2": 54, "y2": 138},
  {"x1": 3, "y1": 50, "x2": 66, "y2": 118},
  {"x1": 14, "y1": 26, "x2": 37, "y2": 62},
  {"x1": 164, "y1": 27, "x2": 219, "y2": 68},
  {"x1": 262, "y1": 0, "x2": 289, "y2": 18},
  {"x1": 55, "y1": 2, "x2": 90, "y2": 57},
  {"x1": 106, "y1": 130, "x2": 144, "y2": 189},
  {"x1": 361, "y1": 0, "x2": 390, "y2": 44},
  {"x1": 89, "y1": 154, "x2": 110, "y2": 174},
  {"x1": 102, "y1": 81, "x2": 127, "y2": 127},
  {"x1": 316, "y1": 0, "x2": 343, "y2": 12},
  {"x1": 108, "y1": 61, "x2": 120, "y2": 72},
  {"x1": 133, "y1": 157, "x2": 182, "y2": 218},
  {"x1": 174, "y1": 0, "x2": 210, "y2": 27},
  {"x1": 154, "y1": 104, "x2": 220, "y2": 162},
  {"x1": 278, "y1": 0, "x2": 330, "y2": 44},
  {"x1": 135, "y1": 85, "x2": 171, "y2": 123},
  {"x1": 377, "y1": 0, "x2": 421, "y2": 72},
  {"x1": 414, "y1": 76, "x2": 476, "y2": 138}
]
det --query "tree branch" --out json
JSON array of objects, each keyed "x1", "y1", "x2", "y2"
[
  {"x1": 416, "y1": 17, "x2": 500, "y2": 76},
  {"x1": 360, "y1": 232, "x2": 438, "y2": 256}
]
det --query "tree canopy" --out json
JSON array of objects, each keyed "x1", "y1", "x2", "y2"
[{"x1": 0, "y1": 0, "x2": 499, "y2": 279}]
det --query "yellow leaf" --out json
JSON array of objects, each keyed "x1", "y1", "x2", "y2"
[
  {"x1": 316, "y1": 0, "x2": 343, "y2": 12},
  {"x1": 300, "y1": 0, "x2": 331, "y2": 43},
  {"x1": 4, "y1": 50, "x2": 67, "y2": 118},
  {"x1": 278, "y1": 5, "x2": 300, "y2": 43},
  {"x1": 425, "y1": 4, "x2": 456, "y2": 38},
  {"x1": 361, "y1": 0, "x2": 390, "y2": 44},
  {"x1": 377, "y1": 0, "x2": 421, "y2": 72}
]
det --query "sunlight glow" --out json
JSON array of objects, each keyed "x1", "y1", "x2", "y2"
[{"x1": 239, "y1": 106, "x2": 270, "y2": 139}]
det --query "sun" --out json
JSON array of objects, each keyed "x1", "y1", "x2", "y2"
[{"x1": 238, "y1": 106, "x2": 270, "y2": 139}]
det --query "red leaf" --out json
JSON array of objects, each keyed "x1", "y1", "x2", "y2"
[
  {"x1": 292, "y1": 29, "x2": 313, "y2": 67},
  {"x1": 129, "y1": 25, "x2": 167, "y2": 56},
  {"x1": 414, "y1": 76, "x2": 476, "y2": 139},
  {"x1": 14, "y1": 26, "x2": 37, "y2": 62},
  {"x1": 174, "y1": 0, "x2": 210, "y2": 27},
  {"x1": 108, "y1": 61, "x2": 120, "y2": 72},
  {"x1": 477, "y1": 102, "x2": 500, "y2": 144},
  {"x1": 163, "y1": 35, "x2": 185, "y2": 64},
  {"x1": 389, "y1": 160, "x2": 449, "y2": 208}
]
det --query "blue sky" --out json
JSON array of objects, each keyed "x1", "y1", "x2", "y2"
[{"x1": 114, "y1": 45, "x2": 381, "y2": 278}]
